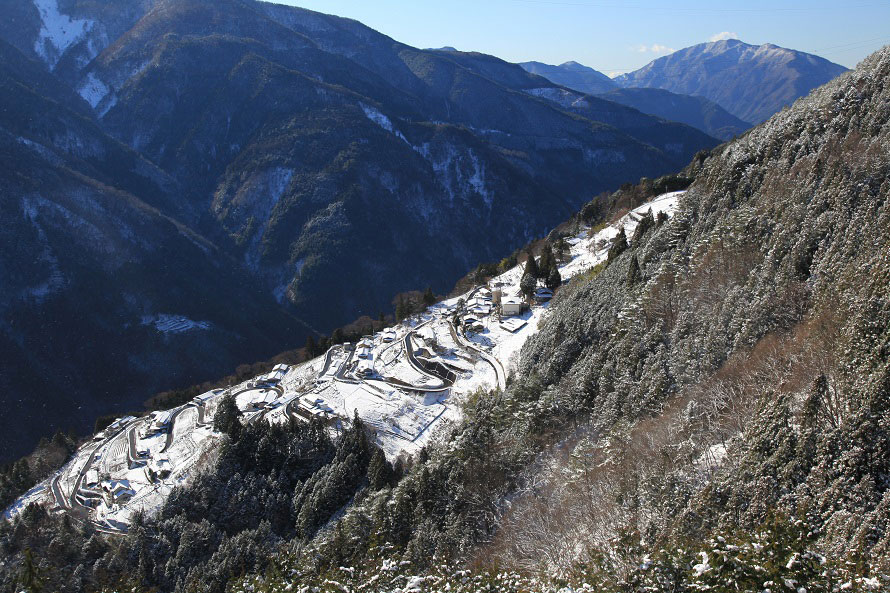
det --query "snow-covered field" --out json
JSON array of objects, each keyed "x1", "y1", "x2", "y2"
[
  {"x1": 141, "y1": 314, "x2": 212, "y2": 333},
  {"x1": 4, "y1": 191, "x2": 683, "y2": 533}
]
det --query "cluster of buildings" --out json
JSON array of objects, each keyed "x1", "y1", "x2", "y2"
[
  {"x1": 141, "y1": 410, "x2": 173, "y2": 438},
  {"x1": 261, "y1": 363, "x2": 290, "y2": 385}
]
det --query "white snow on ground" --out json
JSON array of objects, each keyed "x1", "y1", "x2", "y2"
[
  {"x1": 2, "y1": 483, "x2": 50, "y2": 521},
  {"x1": 360, "y1": 103, "x2": 409, "y2": 143},
  {"x1": 32, "y1": 0, "x2": 94, "y2": 68},
  {"x1": 4, "y1": 191, "x2": 684, "y2": 532},
  {"x1": 77, "y1": 72, "x2": 110, "y2": 109},
  {"x1": 525, "y1": 87, "x2": 590, "y2": 110},
  {"x1": 141, "y1": 314, "x2": 212, "y2": 334}
]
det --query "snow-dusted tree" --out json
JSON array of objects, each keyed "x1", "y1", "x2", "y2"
[
  {"x1": 631, "y1": 208, "x2": 654, "y2": 243},
  {"x1": 523, "y1": 250, "x2": 539, "y2": 280},
  {"x1": 520, "y1": 272, "x2": 537, "y2": 299},
  {"x1": 213, "y1": 393, "x2": 241, "y2": 441},
  {"x1": 546, "y1": 266, "x2": 562, "y2": 291},
  {"x1": 607, "y1": 227, "x2": 628, "y2": 263},
  {"x1": 627, "y1": 255, "x2": 641, "y2": 285},
  {"x1": 538, "y1": 244, "x2": 556, "y2": 279}
]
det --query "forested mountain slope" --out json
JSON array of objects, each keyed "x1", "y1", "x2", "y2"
[
  {"x1": 596, "y1": 87, "x2": 752, "y2": 140},
  {"x1": 0, "y1": 0, "x2": 718, "y2": 331},
  {"x1": 248, "y1": 44, "x2": 890, "y2": 590},
  {"x1": 0, "y1": 38, "x2": 311, "y2": 461}
]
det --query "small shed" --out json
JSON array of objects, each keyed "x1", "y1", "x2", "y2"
[
  {"x1": 501, "y1": 297, "x2": 523, "y2": 316},
  {"x1": 500, "y1": 318, "x2": 528, "y2": 333},
  {"x1": 85, "y1": 469, "x2": 100, "y2": 487}
]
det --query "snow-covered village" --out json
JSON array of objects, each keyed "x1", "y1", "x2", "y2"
[{"x1": 5, "y1": 192, "x2": 684, "y2": 534}]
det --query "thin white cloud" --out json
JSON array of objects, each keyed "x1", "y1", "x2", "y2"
[
  {"x1": 635, "y1": 43, "x2": 675, "y2": 54},
  {"x1": 710, "y1": 31, "x2": 739, "y2": 42}
]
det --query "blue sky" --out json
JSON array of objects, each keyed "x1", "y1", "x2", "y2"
[{"x1": 273, "y1": 0, "x2": 890, "y2": 75}]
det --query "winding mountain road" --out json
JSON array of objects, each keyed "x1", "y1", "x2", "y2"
[
  {"x1": 318, "y1": 346, "x2": 339, "y2": 378},
  {"x1": 448, "y1": 320, "x2": 506, "y2": 390},
  {"x1": 160, "y1": 405, "x2": 191, "y2": 453},
  {"x1": 51, "y1": 419, "x2": 136, "y2": 519}
]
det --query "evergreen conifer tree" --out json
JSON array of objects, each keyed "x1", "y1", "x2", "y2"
[
  {"x1": 368, "y1": 449, "x2": 393, "y2": 490},
  {"x1": 523, "y1": 251, "x2": 539, "y2": 280},
  {"x1": 213, "y1": 394, "x2": 242, "y2": 441},
  {"x1": 627, "y1": 255, "x2": 641, "y2": 285},
  {"x1": 538, "y1": 245, "x2": 555, "y2": 279},
  {"x1": 395, "y1": 296, "x2": 408, "y2": 322},
  {"x1": 422, "y1": 286, "x2": 436, "y2": 307},
  {"x1": 520, "y1": 273, "x2": 537, "y2": 299},
  {"x1": 608, "y1": 228, "x2": 629, "y2": 263},
  {"x1": 631, "y1": 209, "x2": 655, "y2": 243},
  {"x1": 546, "y1": 265, "x2": 562, "y2": 290},
  {"x1": 554, "y1": 238, "x2": 570, "y2": 262}
]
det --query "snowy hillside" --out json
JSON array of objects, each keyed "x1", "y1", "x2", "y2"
[{"x1": 4, "y1": 191, "x2": 685, "y2": 533}]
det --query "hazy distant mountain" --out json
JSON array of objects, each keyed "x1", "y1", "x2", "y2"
[
  {"x1": 596, "y1": 87, "x2": 752, "y2": 140},
  {"x1": 615, "y1": 39, "x2": 848, "y2": 123},
  {"x1": 520, "y1": 60, "x2": 618, "y2": 95}
]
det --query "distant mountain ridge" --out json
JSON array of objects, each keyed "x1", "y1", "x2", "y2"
[
  {"x1": 519, "y1": 60, "x2": 617, "y2": 95},
  {"x1": 596, "y1": 87, "x2": 751, "y2": 140},
  {"x1": 518, "y1": 58, "x2": 750, "y2": 140},
  {"x1": 615, "y1": 38, "x2": 848, "y2": 123}
]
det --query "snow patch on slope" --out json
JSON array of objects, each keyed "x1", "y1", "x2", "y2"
[
  {"x1": 32, "y1": 0, "x2": 94, "y2": 68},
  {"x1": 141, "y1": 314, "x2": 212, "y2": 334},
  {"x1": 413, "y1": 143, "x2": 493, "y2": 210},
  {"x1": 360, "y1": 103, "x2": 409, "y2": 143},
  {"x1": 467, "y1": 151, "x2": 493, "y2": 208},
  {"x1": 526, "y1": 87, "x2": 590, "y2": 110},
  {"x1": 20, "y1": 196, "x2": 66, "y2": 301},
  {"x1": 77, "y1": 72, "x2": 110, "y2": 109},
  {"x1": 238, "y1": 167, "x2": 294, "y2": 271}
]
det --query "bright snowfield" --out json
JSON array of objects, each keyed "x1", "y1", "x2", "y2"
[
  {"x1": 32, "y1": 0, "x2": 95, "y2": 68},
  {"x1": 3, "y1": 191, "x2": 684, "y2": 533}
]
